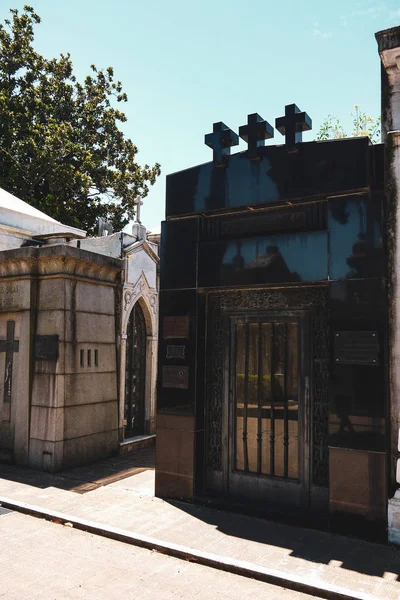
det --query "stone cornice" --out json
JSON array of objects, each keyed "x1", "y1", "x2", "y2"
[{"x1": 0, "y1": 245, "x2": 123, "y2": 283}]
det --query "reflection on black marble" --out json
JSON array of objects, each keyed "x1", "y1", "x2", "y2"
[
  {"x1": 328, "y1": 364, "x2": 386, "y2": 452},
  {"x1": 198, "y1": 231, "x2": 328, "y2": 287},
  {"x1": 166, "y1": 137, "x2": 370, "y2": 218},
  {"x1": 329, "y1": 279, "x2": 385, "y2": 323},
  {"x1": 160, "y1": 219, "x2": 198, "y2": 290},
  {"x1": 329, "y1": 196, "x2": 382, "y2": 280}
]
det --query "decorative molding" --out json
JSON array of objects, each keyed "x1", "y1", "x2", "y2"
[
  {"x1": 122, "y1": 271, "x2": 158, "y2": 336},
  {"x1": 0, "y1": 254, "x2": 120, "y2": 283}
]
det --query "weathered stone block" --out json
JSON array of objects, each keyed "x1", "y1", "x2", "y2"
[
  {"x1": 36, "y1": 310, "x2": 66, "y2": 340},
  {"x1": 31, "y1": 373, "x2": 65, "y2": 408},
  {"x1": 75, "y1": 281, "x2": 115, "y2": 315},
  {"x1": 0, "y1": 279, "x2": 31, "y2": 312},
  {"x1": 38, "y1": 279, "x2": 66, "y2": 311},
  {"x1": 64, "y1": 400, "x2": 118, "y2": 439},
  {"x1": 64, "y1": 342, "x2": 116, "y2": 374},
  {"x1": 65, "y1": 312, "x2": 115, "y2": 344},
  {"x1": 30, "y1": 405, "x2": 64, "y2": 442},
  {"x1": 29, "y1": 439, "x2": 64, "y2": 472},
  {"x1": 64, "y1": 372, "x2": 117, "y2": 406},
  {"x1": 62, "y1": 428, "x2": 118, "y2": 468}
]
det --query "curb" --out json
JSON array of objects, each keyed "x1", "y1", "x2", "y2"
[{"x1": 0, "y1": 496, "x2": 377, "y2": 600}]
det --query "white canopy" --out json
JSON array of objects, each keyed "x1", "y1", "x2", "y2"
[{"x1": 0, "y1": 187, "x2": 86, "y2": 239}]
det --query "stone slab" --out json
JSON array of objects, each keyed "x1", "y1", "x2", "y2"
[
  {"x1": 64, "y1": 372, "x2": 117, "y2": 406},
  {"x1": 62, "y1": 428, "x2": 118, "y2": 468},
  {"x1": 64, "y1": 401, "x2": 118, "y2": 440}
]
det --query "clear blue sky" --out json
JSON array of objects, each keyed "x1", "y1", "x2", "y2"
[{"x1": 3, "y1": 1, "x2": 400, "y2": 231}]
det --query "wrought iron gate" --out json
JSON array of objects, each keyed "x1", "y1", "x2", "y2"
[
  {"x1": 205, "y1": 287, "x2": 329, "y2": 493},
  {"x1": 124, "y1": 302, "x2": 146, "y2": 437}
]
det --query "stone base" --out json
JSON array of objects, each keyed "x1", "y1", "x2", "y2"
[
  {"x1": 119, "y1": 434, "x2": 155, "y2": 455},
  {"x1": 388, "y1": 491, "x2": 400, "y2": 545}
]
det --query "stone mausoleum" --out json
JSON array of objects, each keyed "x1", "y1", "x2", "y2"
[
  {"x1": 0, "y1": 188, "x2": 158, "y2": 471},
  {"x1": 156, "y1": 25, "x2": 400, "y2": 542}
]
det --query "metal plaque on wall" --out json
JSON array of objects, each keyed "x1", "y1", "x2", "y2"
[
  {"x1": 166, "y1": 345, "x2": 186, "y2": 359},
  {"x1": 334, "y1": 331, "x2": 379, "y2": 365},
  {"x1": 162, "y1": 366, "x2": 189, "y2": 389},
  {"x1": 34, "y1": 335, "x2": 59, "y2": 361},
  {"x1": 163, "y1": 316, "x2": 189, "y2": 339}
]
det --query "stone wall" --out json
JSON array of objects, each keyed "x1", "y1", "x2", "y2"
[{"x1": 0, "y1": 245, "x2": 122, "y2": 472}]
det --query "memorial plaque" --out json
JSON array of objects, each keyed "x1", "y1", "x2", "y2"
[
  {"x1": 34, "y1": 335, "x2": 59, "y2": 361},
  {"x1": 334, "y1": 331, "x2": 379, "y2": 365},
  {"x1": 162, "y1": 366, "x2": 189, "y2": 389},
  {"x1": 163, "y1": 316, "x2": 189, "y2": 339},
  {"x1": 166, "y1": 345, "x2": 186, "y2": 359}
]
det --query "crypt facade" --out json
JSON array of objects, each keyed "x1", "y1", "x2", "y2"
[
  {"x1": 0, "y1": 191, "x2": 159, "y2": 470},
  {"x1": 155, "y1": 27, "x2": 400, "y2": 542}
]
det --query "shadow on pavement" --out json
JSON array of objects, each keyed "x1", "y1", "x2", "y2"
[
  {"x1": 167, "y1": 499, "x2": 400, "y2": 582},
  {"x1": 0, "y1": 445, "x2": 155, "y2": 494}
]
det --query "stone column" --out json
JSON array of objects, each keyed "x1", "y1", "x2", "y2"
[{"x1": 376, "y1": 25, "x2": 400, "y2": 543}]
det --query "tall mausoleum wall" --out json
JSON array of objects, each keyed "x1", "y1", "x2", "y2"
[{"x1": 0, "y1": 244, "x2": 123, "y2": 472}]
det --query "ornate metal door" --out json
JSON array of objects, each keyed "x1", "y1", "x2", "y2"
[
  {"x1": 124, "y1": 302, "x2": 146, "y2": 437},
  {"x1": 227, "y1": 311, "x2": 310, "y2": 509}
]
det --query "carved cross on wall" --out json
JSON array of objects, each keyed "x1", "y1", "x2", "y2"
[
  {"x1": 0, "y1": 321, "x2": 19, "y2": 411},
  {"x1": 205, "y1": 122, "x2": 239, "y2": 166},
  {"x1": 239, "y1": 113, "x2": 274, "y2": 160},
  {"x1": 275, "y1": 104, "x2": 312, "y2": 148}
]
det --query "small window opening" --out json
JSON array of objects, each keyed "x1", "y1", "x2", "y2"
[
  {"x1": 95, "y1": 349, "x2": 99, "y2": 367},
  {"x1": 87, "y1": 349, "x2": 92, "y2": 367},
  {"x1": 80, "y1": 349, "x2": 84, "y2": 368}
]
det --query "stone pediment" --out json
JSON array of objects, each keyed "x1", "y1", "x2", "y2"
[
  {"x1": 123, "y1": 239, "x2": 159, "y2": 264},
  {"x1": 125, "y1": 240, "x2": 158, "y2": 290}
]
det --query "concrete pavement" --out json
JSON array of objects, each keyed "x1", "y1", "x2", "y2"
[
  {"x1": 0, "y1": 510, "x2": 317, "y2": 600},
  {"x1": 1, "y1": 447, "x2": 400, "y2": 600}
]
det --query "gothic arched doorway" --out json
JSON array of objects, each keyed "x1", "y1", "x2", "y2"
[{"x1": 124, "y1": 302, "x2": 146, "y2": 438}]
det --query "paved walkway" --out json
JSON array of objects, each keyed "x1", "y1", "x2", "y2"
[
  {"x1": 1, "y1": 447, "x2": 400, "y2": 600},
  {"x1": 1, "y1": 511, "x2": 317, "y2": 600}
]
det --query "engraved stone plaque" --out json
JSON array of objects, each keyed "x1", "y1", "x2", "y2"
[
  {"x1": 334, "y1": 331, "x2": 379, "y2": 365},
  {"x1": 166, "y1": 345, "x2": 186, "y2": 359},
  {"x1": 34, "y1": 335, "x2": 59, "y2": 361},
  {"x1": 163, "y1": 316, "x2": 189, "y2": 339},
  {"x1": 162, "y1": 366, "x2": 189, "y2": 389}
]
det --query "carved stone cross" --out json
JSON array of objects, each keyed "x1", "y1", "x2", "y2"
[
  {"x1": 275, "y1": 104, "x2": 312, "y2": 147},
  {"x1": 134, "y1": 197, "x2": 143, "y2": 224},
  {"x1": 239, "y1": 113, "x2": 274, "y2": 160},
  {"x1": 205, "y1": 122, "x2": 239, "y2": 166},
  {"x1": 0, "y1": 320, "x2": 19, "y2": 406}
]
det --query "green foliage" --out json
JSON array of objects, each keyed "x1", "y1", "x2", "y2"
[
  {"x1": 0, "y1": 6, "x2": 161, "y2": 234},
  {"x1": 316, "y1": 105, "x2": 381, "y2": 144}
]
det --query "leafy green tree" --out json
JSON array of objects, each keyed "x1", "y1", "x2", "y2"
[
  {"x1": 0, "y1": 5, "x2": 160, "y2": 234},
  {"x1": 316, "y1": 105, "x2": 381, "y2": 144}
]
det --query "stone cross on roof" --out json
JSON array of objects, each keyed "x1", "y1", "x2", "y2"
[
  {"x1": 205, "y1": 122, "x2": 239, "y2": 165},
  {"x1": 275, "y1": 104, "x2": 312, "y2": 147},
  {"x1": 239, "y1": 113, "x2": 274, "y2": 160},
  {"x1": 134, "y1": 197, "x2": 144, "y2": 224}
]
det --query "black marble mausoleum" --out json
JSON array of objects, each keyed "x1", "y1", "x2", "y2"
[{"x1": 156, "y1": 106, "x2": 387, "y2": 537}]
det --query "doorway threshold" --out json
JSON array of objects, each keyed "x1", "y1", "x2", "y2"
[{"x1": 119, "y1": 434, "x2": 155, "y2": 455}]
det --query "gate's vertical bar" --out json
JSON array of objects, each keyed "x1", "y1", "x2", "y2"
[
  {"x1": 257, "y1": 322, "x2": 263, "y2": 474},
  {"x1": 243, "y1": 322, "x2": 250, "y2": 472},
  {"x1": 270, "y1": 324, "x2": 275, "y2": 476},
  {"x1": 283, "y1": 323, "x2": 289, "y2": 478}
]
